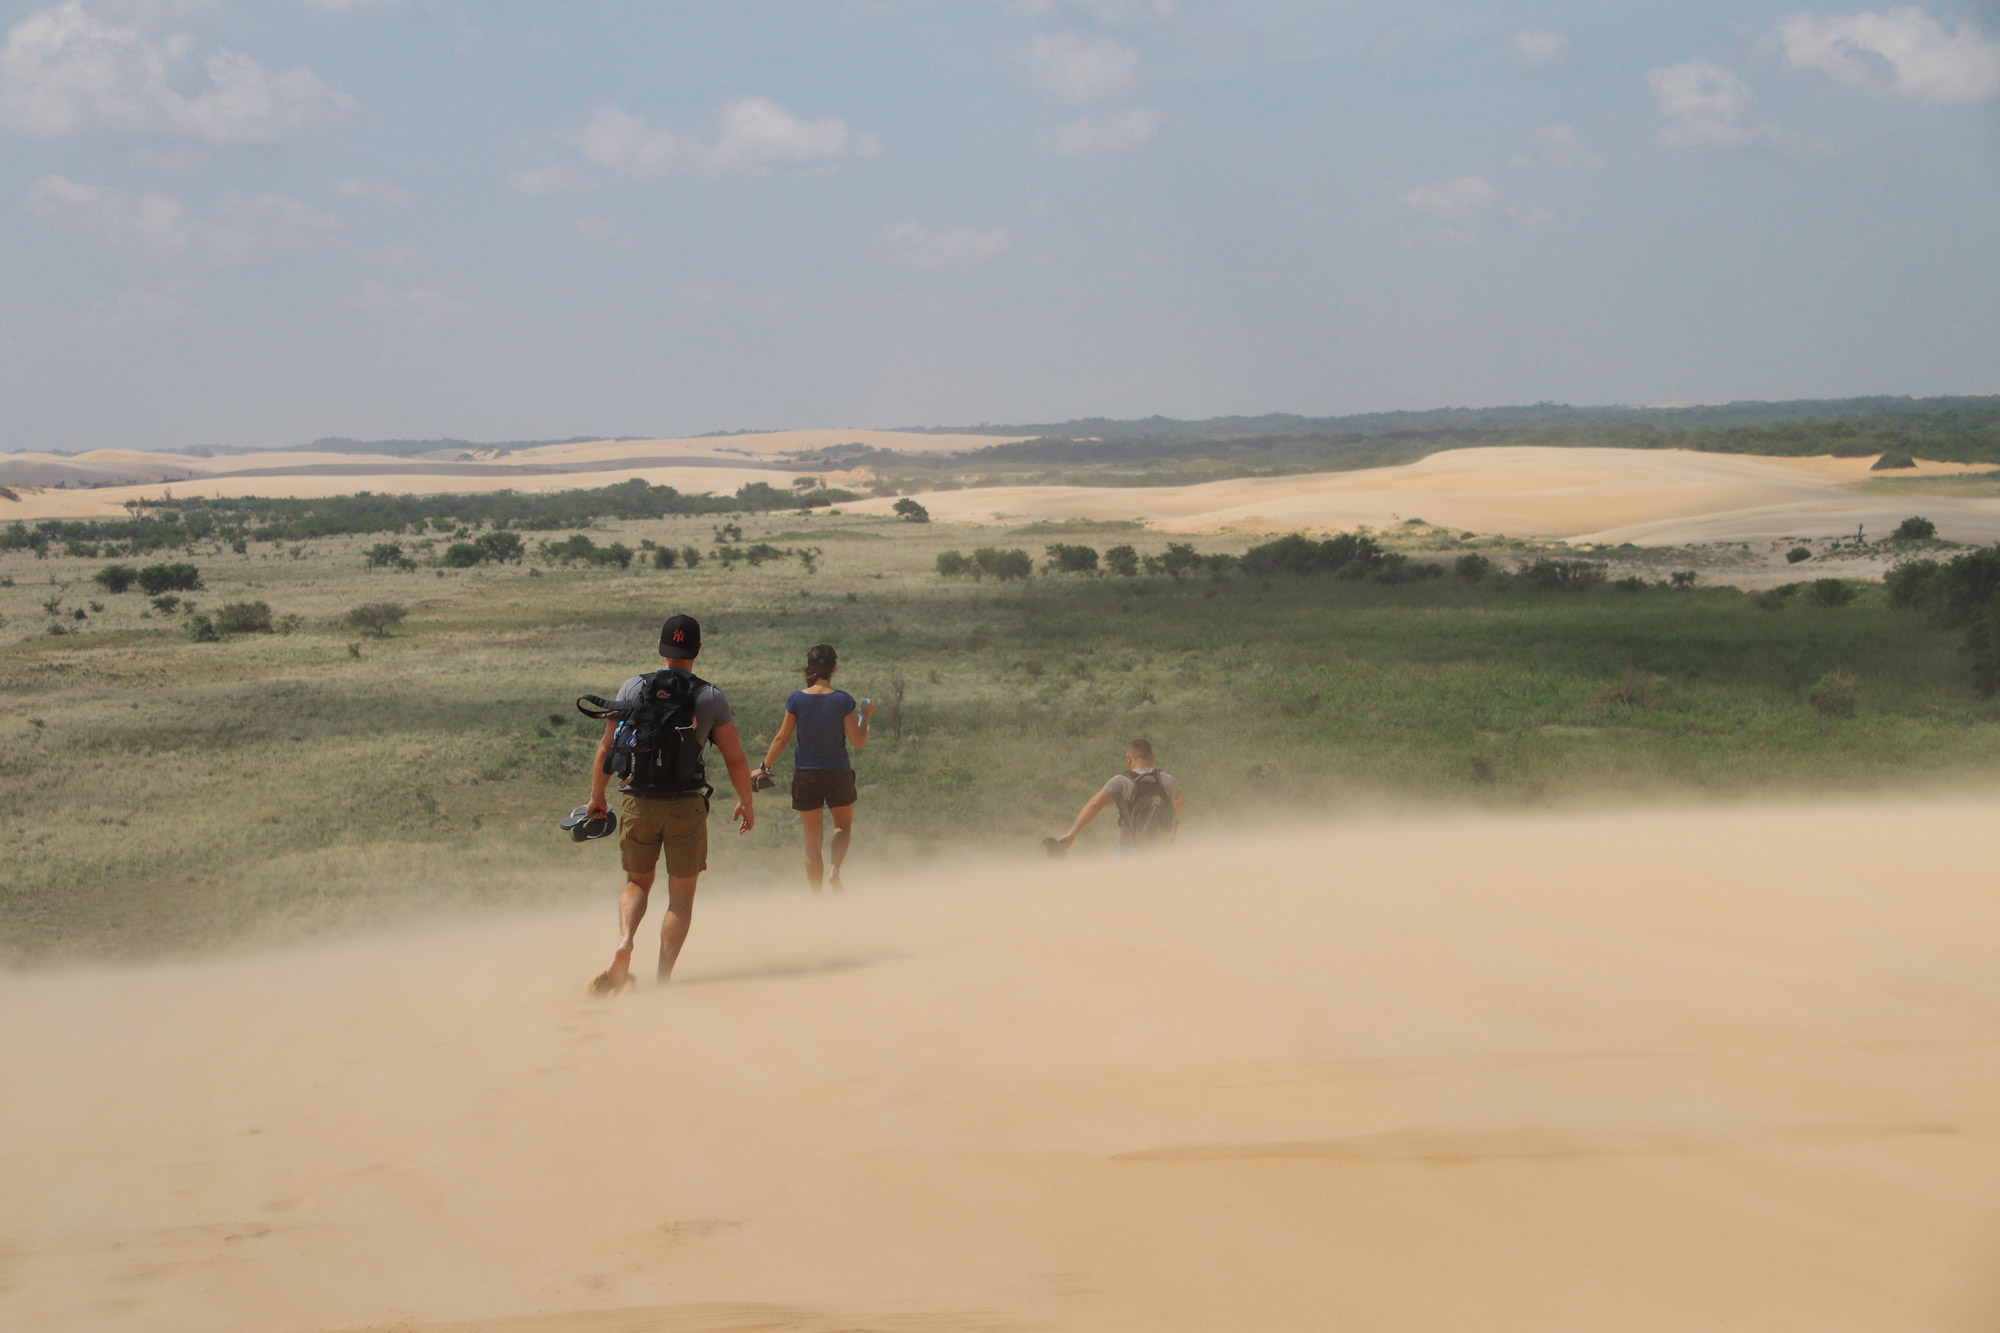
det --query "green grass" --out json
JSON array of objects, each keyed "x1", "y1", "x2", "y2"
[{"x1": 3, "y1": 514, "x2": 1997, "y2": 963}]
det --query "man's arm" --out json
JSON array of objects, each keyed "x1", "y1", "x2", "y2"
[
  {"x1": 586, "y1": 718, "x2": 618, "y2": 817},
  {"x1": 1056, "y1": 789, "x2": 1117, "y2": 848},
  {"x1": 710, "y1": 719, "x2": 756, "y2": 834}
]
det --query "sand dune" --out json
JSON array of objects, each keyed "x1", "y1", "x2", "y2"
[
  {"x1": 856, "y1": 447, "x2": 2000, "y2": 546},
  {"x1": 4, "y1": 798, "x2": 1997, "y2": 1332},
  {"x1": 0, "y1": 431, "x2": 1022, "y2": 519}
]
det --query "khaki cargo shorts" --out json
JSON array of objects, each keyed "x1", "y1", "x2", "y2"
[{"x1": 618, "y1": 792, "x2": 708, "y2": 879}]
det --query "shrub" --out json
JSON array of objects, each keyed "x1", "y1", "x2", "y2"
[
  {"x1": 937, "y1": 550, "x2": 971, "y2": 579},
  {"x1": 1751, "y1": 587, "x2": 1796, "y2": 611},
  {"x1": 1598, "y1": 667, "x2": 1671, "y2": 710},
  {"x1": 186, "y1": 613, "x2": 220, "y2": 643},
  {"x1": 1239, "y1": 533, "x2": 1382, "y2": 578},
  {"x1": 584, "y1": 542, "x2": 634, "y2": 568},
  {"x1": 680, "y1": 545, "x2": 702, "y2": 569},
  {"x1": 230, "y1": 537, "x2": 248, "y2": 554},
  {"x1": 475, "y1": 530, "x2": 524, "y2": 563},
  {"x1": 1521, "y1": 559, "x2": 1606, "y2": 592},
  {"x1": 652, "y1": 546, "x2": 678, "y2": 570},
  {"x1": 212, "y1": 601, "x2": 273, "y2": 634},
  {"x1": 1045, "y1": 543, "x2": 1099, "y2": 574},
  {"x1": 94, "y1": 564, "x2": 139, "y2": 593},
  {"x1": 1455, "y1": 553, "x2": 1491, "y2": 582},
  {"x1": 150, "y1": 594, "x2": 181, "y2": 614},
  {"x1": 1872, "y1": 449, "x2": 1916, "y2": 470},
  {"x1": 1614, "y1": 576, "x2": 1648, "y2": 593},
  {"x1": 538, "y1": 534, "x2": 597, "y2": 564},
  {"x1": 1805, "y1": 579, "x2": 1856, "y2": 607},
  {"x1": 972, "y1": 547, "x2": 1033, "y2": 581},
  {"x1": 442, "y1": 542, "x2": 483, "y2": 568},
  {"x1": 1893, "y1": 516, "x2": 1937, "y2": 542},
  {"x1": 136, "y1": 562, "x2": 202, "y2": 595},
  {"x1": 1786, "y1": 546, "x2": 1811, "y2": 563},
  {"x1": 346, "y1": 601, "x2": 407, "y2": 637},
  {"x1": 743, "y1": 543, "x2": 784, "y2": 567},
  {"x1": 1670, "y1": 570, "x2": 1699, "y2": 588},
  {"x1": 893, "y1": 497, "x2": 931, "y2": 523},
  {"x1": 1806, "y1": 670, "x2": 1861, "y2": 718},
  {"x1": 364, "y1": 543, "x2": 404, "y2": 568},
  {"x1": 1104, "y1": 544, "x2": 1139, "y2": 577},
  {"x1": 1159, "y1": 542, "x2": 1207, "y2": 579}
]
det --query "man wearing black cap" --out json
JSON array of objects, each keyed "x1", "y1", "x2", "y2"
[{"x1": 583, "y1": 613, "x2": 756, "y2": 995}]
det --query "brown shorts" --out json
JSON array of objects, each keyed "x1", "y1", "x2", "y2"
[
  {"x1": 618, "y1": 792, "x2": 708, "y2": 879},
  {"x1": 791, "y1": 768, "x2": 858, "y2": 811}
]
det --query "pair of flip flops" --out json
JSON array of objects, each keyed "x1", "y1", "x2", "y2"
[{"x1": 560, "y1": 805, "x2": 618, "y2": 842}]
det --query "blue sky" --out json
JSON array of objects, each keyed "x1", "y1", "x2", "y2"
[{"x1": 2, "y1": 0, "x2": 1996, "y2": 451}]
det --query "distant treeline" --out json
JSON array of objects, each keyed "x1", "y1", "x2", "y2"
[
  {"x1": 856, "y1": 397, "x2": 2000, "y2": 474},
  {"x1": 1, "y1": 478, "x2": 859, "y2": 558}
]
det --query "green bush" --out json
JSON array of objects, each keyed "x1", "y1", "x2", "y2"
[
  {"x1": 1806, "y1": 670, "x2": 1861, "y2": 718},
  {"x1": 1455, "y1": 553, "x2": 1491, "y2": 582},
  {"x1": 1893, "y1": 516, "x2": 1937, "y2": 541},
  {"x1": 1805, "y1": 579, "x2": 1856, "y2": 607},
  {"x1": 150, "y1": 594, "x2": 181, "y2": 614},
  {"x1": 212, "y1": 601, "x2": 273, "y2": 634},
  {"x1": 185, "y1": 613, "x2": 220, "y2": 643},
  {"x1": 1521, "y1": 559, "x2": 1606, "y2": 591},
  {"x1": 1871, "y1": 449, "x2": 1916, "y2": 470},
  {"x1": 937, "y1": 550, "x2": 971, "y2": 578},
  {"x1": 680, "y1": 545, "x2": 702, "y2": 569},
  {"x1": 442, "y1": 542, "x2": 482, "y2": 568},
  {"x1": 652, "y1": 546, "x2": 678, "y2": 570},
  {"x1": 1240, "y1": 533, "x2": 1382, "y2": 578},
  {"x1": 1786, "y1": 546, "x2": 1811, "y2": 563},
  {"x1": 346, "y1": 601, "x2": 407, "y2": 637},
  {"x1": 94, "y1": 564, "x2": 138, "y2": 593},
  {"x1": 1104, "y1": 544, "x2": 1139, "y2": 577},
  {"x1": 586, "y1": 542, "x2": 634, "y2": 568},
  {"x1": 971, "y1": 547, "x2": 1032, "y2": 581},
  {"x1": 538, "y1": 534, "x2": 597, "y2": 564},
  {"x1": 364, "y1": 543, "x2": 404, "y2": 568},
  {"x1": 136, "y1": 563, "x2": 202, "y2": 595},
  {"x1": 1045, "y1": 543, "x2": 1099, "y2": 574},
  {"x1": 893, "y1": 497, "x2": 930, "y2": 523}
]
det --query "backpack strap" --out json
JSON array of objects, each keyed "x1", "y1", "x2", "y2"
[{"x1": 576, "y1": 694, "x2": 629, "y2": 720}]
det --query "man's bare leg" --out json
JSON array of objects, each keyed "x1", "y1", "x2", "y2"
[
  {"x1": 657, "y1": 875, "x2": 698, "y2": 983},
  {"x1": 827, "y1": 804, "x2": 854, "y2": 891},
  {"x1": 590, "y1": 871, "x2": 653, "y2": 994},
  {"x1": 799, "y1": 807, "x2": 826, "y2": 892}
]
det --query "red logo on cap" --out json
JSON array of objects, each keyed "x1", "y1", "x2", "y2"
[{"x1": 672, "y1": 629, "x2": 685, "y2": 642}]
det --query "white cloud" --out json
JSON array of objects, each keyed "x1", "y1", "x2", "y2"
[
  {"x1": 354, "y1": 279, "x2": 474, "y2": 326},
  {"x1": 1777, "y1": 8, "x2": 2000, "y2": 103},
  {"x1": 31, "y1": 175, "x2": 340, "y2": 263},
  {"x1": 1400, "y1": 175, "x2": 1497, "y2": 221},
  {"x1": 1510, "y1": 122, "x2": 1606, "y2": 169},
  {"x1": 1043, "y1": 104, "x2": 1164, "y2": 154},
  {"x1": 206, "y1": 192, "x2": 340, "y2": 265},
  {"x1": 303, "y1": 0, "x2": 408, "y2": 12},
  {"x1": 1020, "y1": 29, "x2": 1140, "y2": 104},
  {"x1": 77, "y1": 279, "x2": 190, "y2": 332},
  {"x1": 1648, "y1": 60, "x2": 1780, "y2": 148},
  {"x1": 702, "y1": 96, "x2": 880, "y2": 173},
  {"x1": 332, "y1": 177, "x2": 414, "y2": 207},
  {"x1": 879, "y1": 221, "x2": 1011, "y2": 271},
  {"x1": 0, "y1": 2, "x2": 352, "y2": 142},
  {"x1": 1508, "y1": 28, "x2": 1572, "y2": 71},
  {"x1": 29, "y1": 174, "x2": 190, "y2": 255},
  {"x1": 1015, "y1": 0, "x2": 1173, "y2": 25},
  {"x1": 511, "y1": 97, "x2": 877, "y2": 192}
]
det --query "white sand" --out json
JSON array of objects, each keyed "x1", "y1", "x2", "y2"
[
  {"x1": 4, "y1": 798, "x2": 1997, "y2": 1332},
  {"x1": 856, "y1": 447, "x2": 2000, "y2": 546}
]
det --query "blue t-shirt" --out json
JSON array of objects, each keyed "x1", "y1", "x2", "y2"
[{"x1": 787, "y1": 689, "x2": 855, "y2": 771}]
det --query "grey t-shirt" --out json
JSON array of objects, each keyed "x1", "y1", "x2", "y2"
[
  {"x1": 613, "y1": 669, "x2": 734, "y2": 749},
  {"x1": 1101, "y1": 767, "x2": 1181, "y2": 844}
]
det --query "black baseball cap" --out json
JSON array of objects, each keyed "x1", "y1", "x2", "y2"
[{"x1": 659, "y1": 614, "x2": 701, "y2": 658}]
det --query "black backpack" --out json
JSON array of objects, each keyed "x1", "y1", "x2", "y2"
[
  {"x1": 1121, "y1": 770, "x2": 1177, "y2": 846},
  {"x1": 577, "y1": 669, "x2": 712, "y2": 798}
]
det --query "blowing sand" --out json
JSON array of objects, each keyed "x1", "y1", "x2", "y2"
[{"x1": 4, "y1": 798, "x2": 1998, "y2": 1332}]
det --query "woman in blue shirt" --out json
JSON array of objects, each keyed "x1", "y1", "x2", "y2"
[{"x1": 754, "y1": 643, "x2": 874, "y2": 891}]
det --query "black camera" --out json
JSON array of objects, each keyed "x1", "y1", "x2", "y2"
[{"x1": 750, "y1": 767, "x2": 777, "y2": 793}]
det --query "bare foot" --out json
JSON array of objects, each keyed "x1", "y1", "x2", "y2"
[
  {"x1": 828, "y1": 872, "x2": 844, "y2": 892},
  {"x1": 587, "y1": 946, "x2": 634, "y2": 997}
]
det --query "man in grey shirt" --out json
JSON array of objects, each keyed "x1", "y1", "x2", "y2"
[
  {"x1": 584, "y1": 613, "x2": 755, "y2": 995},
  {"x1": 1055, "y1": 738, "x2": 1185, "y2": 853}
]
